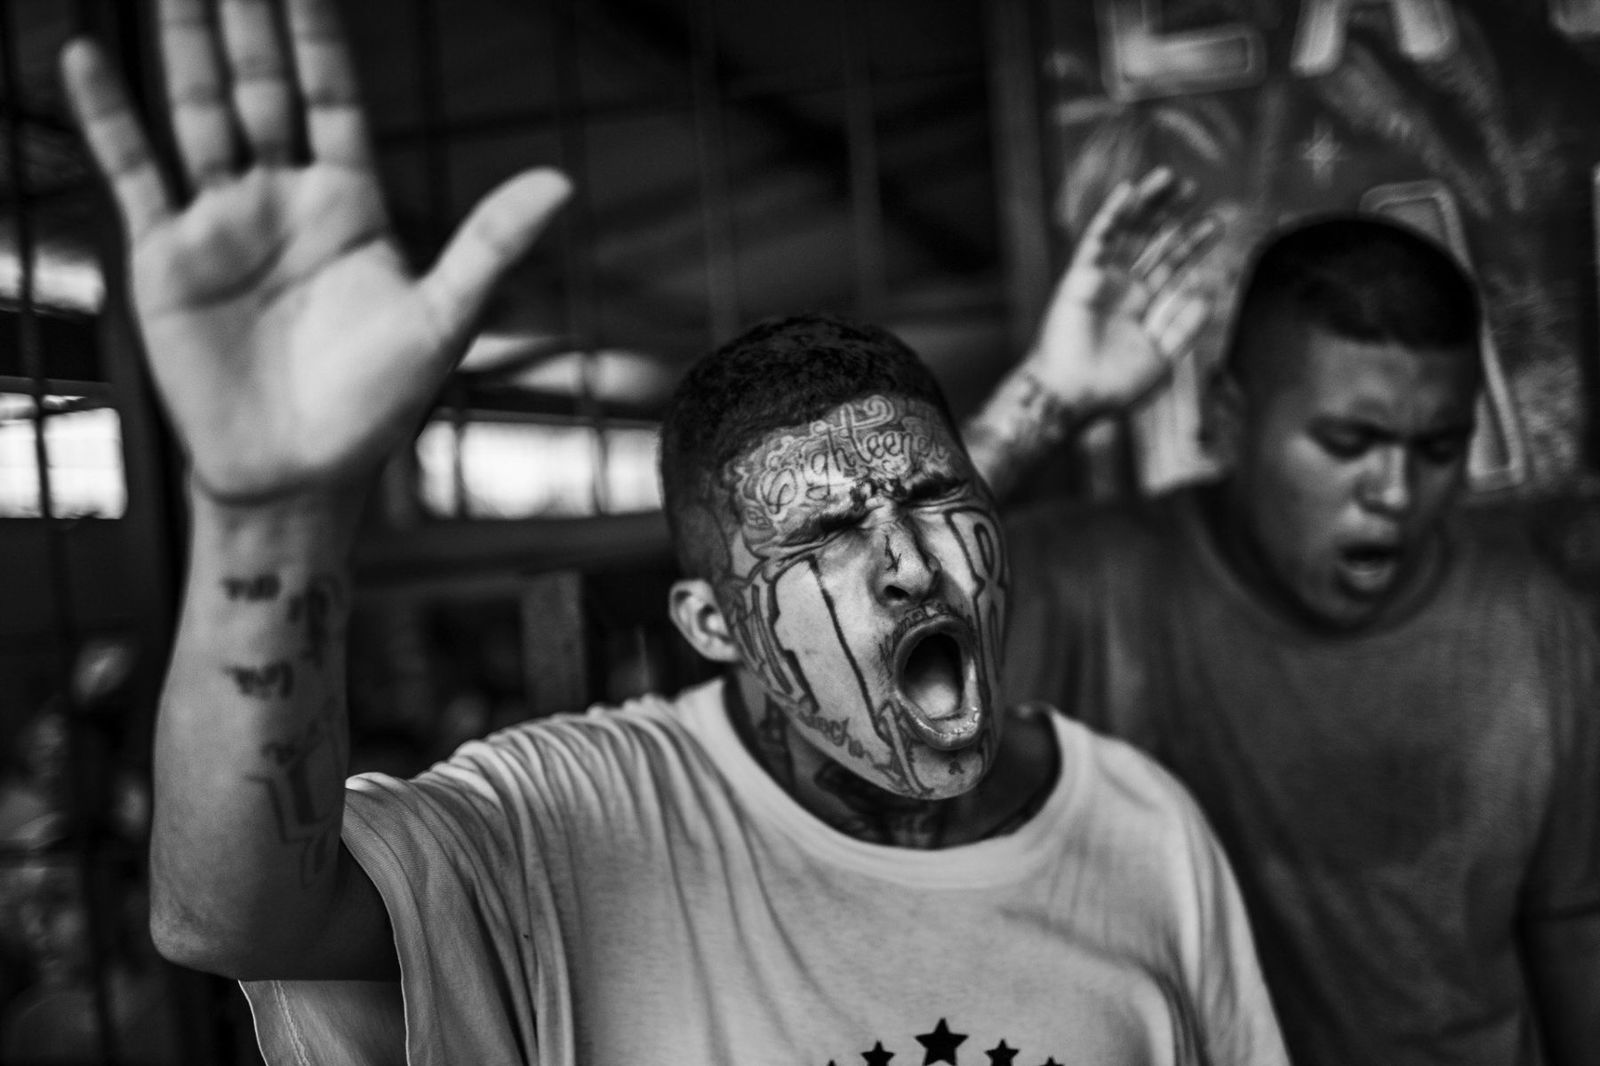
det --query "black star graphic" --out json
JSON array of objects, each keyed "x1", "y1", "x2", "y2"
[
  {"x1": 985, "y1": 1041, "x2": 1018, "y2": 1065},
  {"x1": 915, "y1": 1018, "x2": 968, "y2": 1064},
  {"x1": 862, "y1": 1042, "x2": 895, "y2": 1065},
  {"x1": 1039, "y1": 1059, "x2": 1062, "y2": 1066}
]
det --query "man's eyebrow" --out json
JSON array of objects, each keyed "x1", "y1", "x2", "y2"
[
  {"x1": 1311, "y1": 415, "x2": 1381, "y2": 432},
  {"x1": 901, "y1": 472, "x2": 964, "y2": 498},
  {"x1": 1419, "y1": 420, "x2": 1475, "y2": 439},
  {"x1": 1311, "y1": 415, "x2": 1475, "y2": 442},
  {"x1": 781, "y1": 501, "x2": 865, "y2": 540}
]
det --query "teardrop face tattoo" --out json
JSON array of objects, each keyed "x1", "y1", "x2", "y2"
[{"x1": 708, "y1": 393, "x2": 1009, "y2": 801}]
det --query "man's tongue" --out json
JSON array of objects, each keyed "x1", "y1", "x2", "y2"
[{"x1": 900, "y1": 633, "x2": 978, "y2": 749}]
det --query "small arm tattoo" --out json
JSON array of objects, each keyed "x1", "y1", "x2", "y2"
[
  {"x1": 221, "y1": 573, "x2": 282, "y2": 601},
  {"x1": 288, "y1": 575, "x2": 343, "y2": 670},
  {"x1": 254, "y1": 704, "x2": 345, "y2": 887},
  {"x1": 962, "y1": 369, "x2": 1089, "y2": 501},
  {"x1": 224, "y1": 660, "x2": 295, "y2": 699}
]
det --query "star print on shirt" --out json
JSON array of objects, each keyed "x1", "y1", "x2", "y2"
[
  {"x1": 915, "y1": 1018, "x2": 967, "y2": 1064},
  {"x1": 829, "y1": 1021, "x2": 1060, "y2": 1066},
  {"x1": 985, "y1": 1040, "x2": 1018, "y2": 1064}
]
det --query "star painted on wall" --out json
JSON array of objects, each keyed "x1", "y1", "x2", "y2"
[
  {"x1": 915, "y1": 1018, "x2": 968, "y2": 1064},
  {"x1": 985, "y1": 1041, "x2": 1019, "y2": 1065},
  {"x1": 1300, "y1": 119, "x2": 1344, "y2": 186},
  {"x1": 863, "y1": 1042, "x2": 895, "y2": 1065}
]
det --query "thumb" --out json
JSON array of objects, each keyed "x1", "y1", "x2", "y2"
[{"x1": 418, "y1": 168, "x2": 571, "y2": 346}]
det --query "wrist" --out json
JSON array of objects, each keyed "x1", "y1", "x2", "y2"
[
  {"x1": 1008, "y1": 359, "x2": 1098, "y2": 443},
  {"x1": 1017, "y1": 351, "x2": 1104, "y2": 421},
  {"x1": 188, "y1": 480, "x2": 367, "y2": 564}
]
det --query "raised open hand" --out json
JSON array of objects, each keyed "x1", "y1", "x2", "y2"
[
  {"x1": 1026, "y1": 168, "x2": 1219, "y2": 416},
  {"x1": 61, "y1": 0, "x2": 568, "y2": 507}
]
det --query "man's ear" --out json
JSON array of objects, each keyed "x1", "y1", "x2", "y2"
[
  {"x1": 668, "y1": 579, "x2": 742, "y2": 664},
  {"x1": 1200, "y1": 368, "x2": 1245, "y2": 471}
]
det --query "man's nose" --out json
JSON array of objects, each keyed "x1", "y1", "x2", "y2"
[
  {"x1": 1362, "y1": 446, "x2": 1412, "y2": 515},
  {"x1": 873, "y1": 519, "x2": 939, "y2": 604}
]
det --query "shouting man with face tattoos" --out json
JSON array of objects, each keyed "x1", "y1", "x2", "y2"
[
  {"x1": 60, "y1": 1, "x2": 1287, "y2": 1063},
  {"x1": 971, "y1": 205, "x2": 1600, "y2": 1066}
]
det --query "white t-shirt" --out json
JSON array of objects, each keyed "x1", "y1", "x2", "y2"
[{"x1": 244, "y1": 679, "x2": 1286, "y2": 1065}]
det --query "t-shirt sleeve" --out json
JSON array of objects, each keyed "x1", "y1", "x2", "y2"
[
  {"x1": 1524, "y1": 592, "x2": 1600, "y2": 918},
  {"x1": 1184, "y1": 811, "x2": 1291, "y2": 1066},
  {"x1": 1094, "y1": 736, "x2": 1289, "y2": 1066},
  {"x1": 242, "y1": 729, "x2": 573, "y2": 1065}
]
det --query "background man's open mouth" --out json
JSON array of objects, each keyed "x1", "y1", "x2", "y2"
[{"x1": 1337, "y1": 542, "x2": 1403, "y2": 595}]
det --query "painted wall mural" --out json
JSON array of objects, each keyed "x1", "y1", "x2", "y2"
[{"x1": 1043, "y1": 0, "x2": 1600, "y2": 496}]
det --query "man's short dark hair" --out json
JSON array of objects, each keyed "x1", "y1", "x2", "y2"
[
  {"x1": 1225, "y1": 214, "x2": 1482, "y2": 385},
  {"x1": 659, "y1": 311, "x2": 957, "y2": 578}
]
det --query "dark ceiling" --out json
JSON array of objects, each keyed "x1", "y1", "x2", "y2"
[{"x1": 3, "y1": 0, "x2": 1040, "y2": 420}]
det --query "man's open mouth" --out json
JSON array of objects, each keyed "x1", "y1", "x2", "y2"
[
  {"x1": 1336, "y1": 540, "x2": 1403, "y2": 596},
  {"x1": 892, "y1": 612, "x2": 982, "y2": 751}
]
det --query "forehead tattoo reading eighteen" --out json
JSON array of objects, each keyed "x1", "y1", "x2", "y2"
[
  {"x1": 732, "y1": 394, "x2": 959, "y2": 554},
  {"x1": 711, "y1": 394, "x2": 1008, "y2": 796}
]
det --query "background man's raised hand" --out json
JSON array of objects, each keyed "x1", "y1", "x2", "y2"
[
  {"x1": 963, "y1": 167, "x2": 1221, "y2": 499},
  {"x1": 60, "y1": 0, "x2": 568, "y2": 509},
  {"x1": 1025, "y1": 167, "x2": 1220, "y2": 417}
]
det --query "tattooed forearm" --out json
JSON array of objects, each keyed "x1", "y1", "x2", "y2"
[
  {"x1": 222, "y1": 573, "x2": 282, "y2": 601},
  {"x1": 961, "y1": 369, "x2": 1092, "y2": 502},
  {"x1": 224, "y1": 660, "x2": 295, "y2": 699},
  {"x1": 253, "y1": 705, "x2": 345, "y2": 888}
]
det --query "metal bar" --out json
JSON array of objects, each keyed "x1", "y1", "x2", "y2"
[
  {"x1": 549, "y1": 0, "x2": 610, "y2": 514},
  {"x1": 416, "y1": 0, "x2": 452, "y2": 247},
  {"x1": 985, "y1": 0, "x2": 1052, "y2": 354},
  {"x1": 0, "y1": 0, "x2": 120, "y2": 1058},
  {"x1": 449, "y1": 383, "x2": 470, "y2": 518},
  {"x1": 0, "y1": 102, "x2": 76, "y2": 134},
  {"x1": 690, "y1": 0, "x2": 739, "y2": 343},
  {"x1": 841, "y1": 0, "x2": 885, "y2": 318}
]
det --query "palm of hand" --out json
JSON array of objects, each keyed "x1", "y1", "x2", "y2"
[
  {"x1": 1034, "y1": 261, "x2": 1170, "y2": 410},
  {"x1": 131, "y1": 166, "x2": 443, "y2": 505}
]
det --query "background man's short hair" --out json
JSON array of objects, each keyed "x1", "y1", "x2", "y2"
[
  {"x1": 1225, "y1": 214, "x2": 1482, "y2": 382},
  {"x1": 659, "y1": 311, "x2": 957, "y2": 577}
]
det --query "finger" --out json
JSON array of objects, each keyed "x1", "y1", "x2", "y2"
[
  {"x1": 1070, "y1": 178, "x2": 1136, "y2": 272},
  {"x1": 1142, "y1": 213, "x2": 1222, "y2": 297},
  {"x1": 60, "y1": 40, "x2": 174, "y2": 242},
  {"x1": 1124, "y1": 166, "x2": 1178, "y2": 215},
  {"x1": 1130, "y1": 217, "x2": 1186, "y2": 282},
  {"x1": 1145, "y1": 286, "x2": 1213, "y2": 362},
  {"x1": 284, "y1": 0, "x2": 372, "y2": 168},
  {"x1": 219, "y1": 0, "x2": 299, "y2": 164},
  {"x1": 419, "y1": 170, "x2": 572, "y2": 353},
  {"x1": 160, "y1": 0, "x2": 238, "y2": 188},
  {"x1": 1107, "y1": 168, "x2": 1187, "y2": 266}
]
